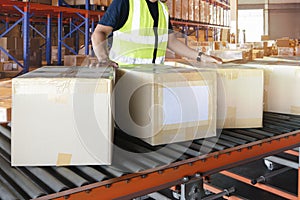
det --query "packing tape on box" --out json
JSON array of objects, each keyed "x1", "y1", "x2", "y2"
[
  {"x1": 235, "y1": 118, "x2": 263, "y2": 128},
  {"x1": 291, "y1": 106, "x2": 300, "y2": 115},
  {"x1": 295, "y1": 69, "x2": 300, "y2": 78},
  {"x1": 149, "y1": 124, "x2": 211, "y2": 145},
  {"x1": 56, "y1": 153, "x2": 72, "y2": 166},
  {"x1": 219, "y1": 71, "x2": 239, "y2": 80},
  {"x1": 223, "y1": 106, "x2": 236, "y2": 127},
  {"x1": 264, "y1": 69, "x2": 273, "y2": 86},
  {"x1": 263, "y1": 90, "x2": 268, "y2": 111}
]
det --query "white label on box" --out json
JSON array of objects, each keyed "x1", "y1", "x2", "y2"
[
  {"x1": 163, "y1": 85, "x2": 209, "y2": 125},
  {"x1": 0, "y1": 108, "x2": 7, "y2": 122}
]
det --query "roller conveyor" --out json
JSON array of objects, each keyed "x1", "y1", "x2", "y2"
[{"x1": 0, "y1": 112, "x2": 299, "y2": 199}]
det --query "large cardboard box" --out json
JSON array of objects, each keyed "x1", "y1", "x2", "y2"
[
  {"x1": 166, "y1": 61, "x2": 264, "y2": 129},
  {"x1": 12, "y1": 66, "x2": 114, "y2": 166},
  {"x1": 243, "y1": 58, "x2": 300, "y2": 115},
  {"x1": 64, "y1": 55, "x2": 88, "y2": 66},
  {"x1": 115, "y1": 64, "x2": 217, "y2": 145}
]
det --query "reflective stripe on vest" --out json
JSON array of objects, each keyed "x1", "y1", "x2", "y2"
[{"x1": 110, "y1": 0, "x2": 169, "y2": 65}]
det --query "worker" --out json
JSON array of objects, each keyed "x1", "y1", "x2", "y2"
[{"x1": 91, "y1": 0, "x2": 222, "y2": 68}]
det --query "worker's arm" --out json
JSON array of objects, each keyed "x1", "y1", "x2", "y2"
[
  {"x1": 91, "y1": 24, "x2": 118, "y2": 68},
  {"x1": 167, "y1": 32, "x2": 222, "y2": 64}
]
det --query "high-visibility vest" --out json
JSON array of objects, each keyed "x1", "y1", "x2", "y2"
[{"x1": 109, "y1": 0, "x2": 169, "y2": 65}]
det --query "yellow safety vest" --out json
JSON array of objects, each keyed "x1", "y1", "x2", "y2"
[{"x1": 109, "y1": 0, "x2": 169, "y2": 65}]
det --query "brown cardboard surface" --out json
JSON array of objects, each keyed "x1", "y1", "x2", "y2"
[
  {"x1": 174, "y1": 0, "x2": 181, "y2": 19},
  {"x1": 115, "y1": 64, "x2": 217, "y2": 145},
  {"x1": 166, "y1": 61, "x2": 264, "y2": 129},
  {"x1": 12, "y1": 66, "x2": 114, "y2": 166}
]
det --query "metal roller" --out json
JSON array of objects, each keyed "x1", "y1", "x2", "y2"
[
  {"x1": 115, "y1": 137, "x2": 174, "y2": 164},
  {"x1": 157, "y1": 146, "x2": 189, "y2": 161},
  {"x1": 168, "y1": 144, "x2": 201, "y2": 157},
  {"x1": 263, "y1": 123, "x2": 292, "y2": 133},
  {"x1": 99, "y1": 166, "x2": 127, "y2": 178},
  {"x1": 222, "y1": 130, "x2": 257, "y2": 142},
  {"x1": 233, "y1": 130, "x2": 266, "y2": 140},
  {"x1": 0, "y1": 125, "x2": 11, "y2": 140},
  {"x1": 0, "y1": 180, "x2": 18, "y2": 200},
  {"x1": 246, "y1": 129, "x2": 275, "y2": 137},
  {"x1": 112, "y1": 153, "x2": 146, "y2": 173},
  {"x1": 26, "y1": 167, "x2": 69, "y2": 192},
  {"x1": 0, "y1": 157, "x2": 46, "y2": 198},
  {"x1": 194, "y1": 140, "x2": 226, "y2": 151},
  {"x1": 51, "y1": 167, "x2": 89, "y2": 187},
  {"x1": 207, "y1": 137, "x2": 237, "y2": 148},
  {"x1": 264, "y1": 119, "x2": 299, "y2": 130},
  {"x1": 219, "y1": 135, "x2": 247, "y2": 145},
  {"x1": 76, "y1": 166, "x2": 107, "y2": 182},
  {"x1": 0, "y1": 134, "x2": 11, "y2": 157},
  {"x1": 0, "y1": 171, "x2": 25, "y2": 200}
]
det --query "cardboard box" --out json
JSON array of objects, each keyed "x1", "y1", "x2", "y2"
[
  {"x1": 166, "y1": 61, "x2": 264, "y2": 129},
  {"x1": 52, "y1": 46, "x2": 66, "y2": 62},
  {"x1": 52, "y1": 0, "x2": 75, "y2": 6},
  {"x1": 0, "y1": 37, "x2": 20, "y2": 50},
  {"x1": 174, "y1": 0, "x2": 181, "y2": 19},
  {"x1": 296, "y1": 46, "x2": 300, "y2": 56},
  {"x1": 276, "y1": 39, "x2": 290, "y2": 47},
  {"x1": 194, "y1": 0, "x2": 200, "y2": 22},
  {"x1": 115, "y1": 64, "x2": 217, "y2": 145},
  {"x1": 242, "y1": 58, "x2": 300, "y2": 115},
  {"x1": 0, "y1": 80, "x2": 12, "y2": 123},
  {"x1": 0, "y1": 51, "x2": 9, "y2": 62},
  {"x1": 12, "y1": 66, "x2": 114, "y2": 166},
  {"x1": 261, "y1": 35, "x2": 270, "y2": 41},
  {"x1": 181, "y1": 0, "x2": 188, "y2": 20},
  {"x1": 216, "y1": 67, "x2": 264, "y2": 128},
  {"x1": 188, "y1": 0, "x2": 194, "y2": 21},
  {"x1": 209, "y1": 50, "x2": 249, "y2": 62},
  {"x1": 0, "y1": 61, "x2": 14, "y2": 71},
  {"x1": 166, "y1": 0, "x2": 174, "y2": 18},
  {"x1": 278, "y1": 47, "x2": 294, "y2": 56},
  {"x1": 64, "y1": 55, "x2": 88, "y2": 66}
]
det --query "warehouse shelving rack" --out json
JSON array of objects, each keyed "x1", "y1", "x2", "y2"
[
  {"x1": 0, "y1": 0, "x2": 104, "y2": 73},
  {"x1": 171, "y1": 0, "x2": 231, "y2": 45}
]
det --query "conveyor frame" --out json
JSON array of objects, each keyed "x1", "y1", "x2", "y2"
[{"x1": 35, "y1": 130, "x2": 300, "y2": 200}]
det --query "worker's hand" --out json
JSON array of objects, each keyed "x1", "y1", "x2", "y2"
[
  {"x1": 90, "y1": 58, "x2": 119, "y2": 68},
  {"x1": 201, "y1": 54, "x2": 223, "y2": 64}
]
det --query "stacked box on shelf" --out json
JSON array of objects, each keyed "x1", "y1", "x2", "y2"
[
  {"x1": 166, "y1": 0, "x2": 174, "y2": 18},
  {"x1": 194, "y1": 0, "x2": 200, "y2": 22},
  {"x1": 174, "y1": 0, "x2": 181, "y2": 19},
  {"x1": 166, "y1": 61, "x2": 264, "y2": 129},
  {"x1": 12, "y1": 66, "x2": 114, "y2": 166},
  {"x1": 115, "y1": 64, "x2": 217, "y2": 145},
  {"x1": 0, "y1": 80, "x2": 12, "y2": 123},
  {"x1": 188, "y1": 0, "x2": 194, "y2": 21},
  {"x1": 242, "y1": 57, "x2": 300, "y2": 115},
  {"x1": 64, "y1": 55, "x2": 89, "y2": 66},
  {"x1": 182, "y1": 0, "x2": 189, "y2": 20},
  {"x1": 209, "y1": 49, "x2": 252, "y2": 62}
]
